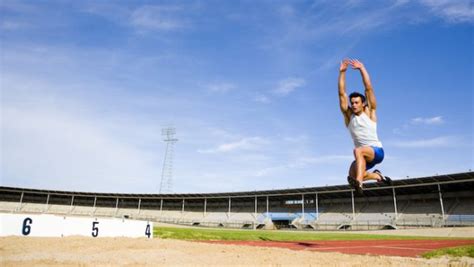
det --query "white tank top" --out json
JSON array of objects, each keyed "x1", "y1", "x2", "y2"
[{"x1": 347, "y1": 113, "x2": 382, "y2": 148}]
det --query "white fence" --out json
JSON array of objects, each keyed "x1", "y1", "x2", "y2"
[{"x1": 0, "y1": 213, "x2": 153, "y2": 238}]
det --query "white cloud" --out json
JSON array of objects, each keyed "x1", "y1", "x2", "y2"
[
  {"x1": 0, "y1": 20, "x2": 29, "y2": 30},
  {"x1": 262, "y1": 0, "x2": 472, "y2": 71},
  {"x1": 0, "y1": 2, "x2": 41, "y2": 31},
  {"x1": 0, "y1": 62, "x2": 172, "y2": 193},
  {"x1": 253, "y1": 93, "x2": 271, "y2": 104},
  {"x1": 411, "y1": 116, "x2": 445, "y2": 125},
  {"x1": 313, "y1": 42, "x2": 359, "y2": 73},
  {"x1": 1, "y1": 104, "x2": 161, "y2": 192},
  {"x1": 394, "y1": 116, "x2": 445, "y2": 135},
  {"x1": 277, "y1": 4, "x2": 296, "y2": 18},
  {"x1": 204, "y1": 82, "x2": 236, "y2": 93},
  {"x1": 198, "y1": 137, "x2": 269, "y2": 154},
  {"x1": 283, "y1": 135, "x2": 309, "y2": 143},
  {"x1": 130, "y1": 5, "x2": 187, "y2": 31},
  {"x1": 207, "y1": 128, "x2": 239, "y2": 139},
  {"x1": 420, "y1": 0, "x2": 474, "y2": 23},
  {"x1": 252, "y1": 77, "x2": 306, "y2": 104},
  {"x1": 264, "y1": 2, "x2": 402, "y2": 53},
  {"x1": 300, "y1": 155, "x2": 353, "y2": 164},
  {"x1": 254, "y1": 155, "x2": 351, "y2": 177},
  {"x1": 0, "y1": 1, "x2": 38, "y2": 13},
  {"x1": 391, "y1": 136, "x2": 460, "y2": 148},
  {"x1": 273, "y1": 78, "x2": 306, "y2": 96},
  {"x1": 394, "y1": 0, "x2": 411, "y2": 6}
]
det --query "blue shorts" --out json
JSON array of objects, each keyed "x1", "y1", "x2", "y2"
[{"x1": 366, "y1": 146, "x2": 384, "y2": 170}]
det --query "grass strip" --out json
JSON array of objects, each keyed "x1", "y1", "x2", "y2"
[
  {"x1": 153, "y1": 226, "x2": 460, "y2": 242},
  {"x1": 422, "y1": 245, "x2": 474, "y2": 259}
]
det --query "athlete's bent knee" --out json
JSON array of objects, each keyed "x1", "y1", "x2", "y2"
[{"x1": 353, "y1": 147, "x2": 363, "y2": 158}]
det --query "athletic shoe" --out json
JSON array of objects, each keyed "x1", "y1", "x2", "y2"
[
  {"x1": 347, "y1": 176, "x2": 357, "y2": 188},
  {"x1": 348, "y1": 176, "x2": 363, "y2": 194},
  {"x1": 374, "y1": 169, "x2": 392, "y2": 185},
  {"x1": 355, "y1": 184, "x2": 363, "y2": 195}
]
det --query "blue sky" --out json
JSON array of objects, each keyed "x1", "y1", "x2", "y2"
[{"x1": 1, "y1": 0, "x2": 473, "y2": 193}]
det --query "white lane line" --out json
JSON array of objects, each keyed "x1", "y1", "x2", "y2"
[
  {"x1": 314, "y1": 246, "x2": 379, "y2": 250},
  {"x1": 312, "y1": 243, "x2": 445, "y2": 251},
  {"x1": 373, "y1": 246, "x2": 428, "y2": 251}
]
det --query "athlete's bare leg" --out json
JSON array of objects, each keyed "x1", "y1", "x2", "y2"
[
  {"x1": 349, "y1": 161, "x2": 357, "y2": 179},
  {"x1": 364, "y1": 172, "x2": 381, "y2": 181},
  {"x1": 349, "y1": 161, "x2": 380, "y2": 182},
  {"x1": 349, "y1": 147, "x2": 382, "y2": 184}
]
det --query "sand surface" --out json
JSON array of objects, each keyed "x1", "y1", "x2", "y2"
[{"x1": 1, "y1": 236, "x2": 473, "y2": 267}]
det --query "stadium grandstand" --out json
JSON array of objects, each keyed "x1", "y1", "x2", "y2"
[{"x1": 1, "y1": 171, "x2": 473, "y2": 231}]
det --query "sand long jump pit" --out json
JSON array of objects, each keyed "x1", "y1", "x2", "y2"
[{"x1": 2, "y1": 226, "x2": 474, "y2": 266}]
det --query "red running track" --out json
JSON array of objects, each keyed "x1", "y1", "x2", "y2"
[{"x1": 203, "y1": 240, "x2": 474, "y2": 257}]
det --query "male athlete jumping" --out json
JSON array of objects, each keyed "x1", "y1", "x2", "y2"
[{"x1": 338, "y1": 59, "x2": 391, "y2": 193}]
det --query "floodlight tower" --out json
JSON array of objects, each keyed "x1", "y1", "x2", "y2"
[{"x1": 159, "y1": 127, "x2": 178, "y2": 193}]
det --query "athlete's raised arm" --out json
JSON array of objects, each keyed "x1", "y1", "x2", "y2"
[
  {"x1": 351, "y1": 59, "x2": 376, "y2": 111},
  {"x1": 338, "y1": 59, "x2": 351, "y2": 125}
]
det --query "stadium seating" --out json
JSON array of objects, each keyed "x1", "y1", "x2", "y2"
[
  {"x1": 204, "y1": 212, "x2": 229, "y2": 222},
  {"x1": 93, "y1": 207, "x2": 118, "y2": 217},
  {"x1": 1, "y1": 171, "x2": 473, "y2": 231},
  {"x1": 0, "y1": 201, "x2": 21, "y2": 213},
  {"x1": 181, "y1": 211, "x2": 206, "y2": 221},
  {"x1": 354, "y1": 201, "x2": 396, "y2": 223},
  {"x1": 69, "y1": 206, "x2": 95, "y2": 216},
  {"x1": 228, "y1": 212, "x2": 255, "y2": 222},
  {"x1": 449, "y1": 198, "x2": 474, "y2": 215},
  {"x1": 48, "y1": 204, "x2": 74, "y2": 215},
  {"x1": 397, "y1": 199, "x2": 444, "y2": 226},
  {"x1": 20, "y1": 203, "x2": 49, "y2": 214},
  {"x1": 316, "y1": 203, "x2": 353, "y2": 223}
]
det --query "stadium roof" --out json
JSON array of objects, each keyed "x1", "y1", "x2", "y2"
[{"x1": 1, "y1": 171, "x2": 473, "y2": 200}]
